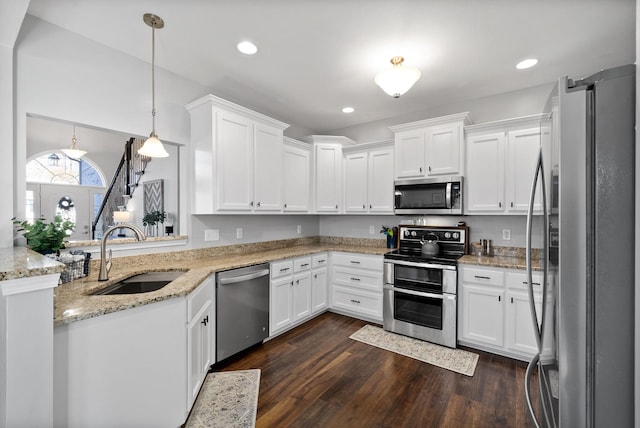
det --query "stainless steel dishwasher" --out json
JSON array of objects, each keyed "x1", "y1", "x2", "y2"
[{"x1": 216, "y1": 263, "x2": 270, "y2": 361}]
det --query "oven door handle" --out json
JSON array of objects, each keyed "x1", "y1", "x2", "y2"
[
  {"x1": 383, "y1": 284, "x2": 450, "y2": 300},
  {"x1": 384, "y1": 259, "x2": 457, "y2": 271}
]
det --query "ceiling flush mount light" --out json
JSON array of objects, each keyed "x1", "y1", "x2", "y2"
[
  {"x1": 138, "y1": 13, "x2": 169, "y2": 158},
  {"x1": 342, "y1": 107, "x2": 355, "y2": 114},
  {"x1": 375, "y1": 56, "x2": 421, "y2": 98},
  {"x1": 516, "y1": 58, "x2": 538, "y2": 70},
  {"x1": 237, "y1": 41, "x2": 258, "y2": 55},
  {"x1": 61, "y1": 126, "x2": 87, "y2": 159}
]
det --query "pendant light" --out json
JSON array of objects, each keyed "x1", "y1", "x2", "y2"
[
  {"x1": 61, "y1": 126, "x2": 87, "y2": 159},
  {"x1": 374, "y1": 56, "x2": 421, "y2": 98},
  {"x1": 138, "y1": 13, "x2": 169, "y2": 158}
]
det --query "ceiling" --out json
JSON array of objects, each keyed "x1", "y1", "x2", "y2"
[{"x1": 26, "y1": 0, "x2": 635, "y2": 133}]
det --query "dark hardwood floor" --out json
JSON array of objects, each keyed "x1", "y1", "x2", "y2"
[{"x1": 214, "y1": 312, "x2": 538, "y2": 428}]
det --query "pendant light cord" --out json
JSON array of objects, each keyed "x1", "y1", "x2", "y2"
[{"x1": 151, "y1": 24, "x2": 156, "y2": 137}]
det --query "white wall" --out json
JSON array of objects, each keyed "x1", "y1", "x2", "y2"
[
  {"x1": 319, "y1": 214, "x2": 544, "y2": 249},
  {"x1": 327, "y1": 83, "x2": 554, "y2": 142}
]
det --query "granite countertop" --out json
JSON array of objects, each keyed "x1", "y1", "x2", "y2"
[
  {"x1": 54, "y1": 242, "x2": 390, "y2": 326},
  {"x1": 0, "y1": 247, "x2": 66, "y2": 281},
  {"x1": 458, "y1": 254, "x2": 544, "y2": 271}
]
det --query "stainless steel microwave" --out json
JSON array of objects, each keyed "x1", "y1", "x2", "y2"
[{"x1": 394, "y1": 176, "x2": 463, "y2": 215}]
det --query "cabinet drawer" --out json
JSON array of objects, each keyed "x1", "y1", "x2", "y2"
[
  {"x1": 332, "y1": 252, "x2": 382, "y2": 272},
  {"x1": 505, "y1": 271, "x2": 545, "y2": 292},
  {"x1": 333, "y1": 267, "x2": 382, "y2": 293},
  {"x1": 271, "y1": 260, "x2": 293, "y2": 279},
  {"x1": 332, "y1": 286, "x2": 382, "y2": 319},
  {"x1": 461, "y1": 266, "x2": 504, "y2": 286},
  {"x1": 312, "y1": 253, "x2": 328, "y2": 269},
  {"x1": 293, "y1": 257, "x2": 311, "y2": 272},
  {"x1": 187, "y1": 278, "x2": 213, "y2": 321}
]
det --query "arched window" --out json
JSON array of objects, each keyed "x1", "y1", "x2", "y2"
[{"x1": 26, "y1": 151, "x2": 106, "y2": 186}]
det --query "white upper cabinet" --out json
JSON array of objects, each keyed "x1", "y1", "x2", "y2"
[
  {"x1": 464, "y1": 114, "x2": 551, "y2": 215},
  {"x1": 343, "y1": 142, "x2": 394, "y2": 214},
  {"x1": 390, "y1": 112, "x2": 471, "y2": 180},
  {"x1": 282, "y1": 138, "x2": 311, "y2": 212},
  {"x1": 186, "y1": 94, "x2": 289, "y2": 214},
  {"x1": 303, "y1": 135, "x2": 355, "y2": 213}
]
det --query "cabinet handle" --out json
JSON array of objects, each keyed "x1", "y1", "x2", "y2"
[
  {"x1": 350, "y1": 299, "x2": 361, "y2": 304},
  {"x1": 250, "y1": 201, "x2": 254, "y2": 207},
  {"x1": 280, "y1": 267, "x2": 290, "y2": 272},
  {"x1": 511, "y1": 297, "x2": 514, "y2": 303},
  {"x1": 350, "y1": 277, "x2": 361, "y2": 281},
  {"x1": 474, "y1": 275, "x2": 491, "y2": 280},
  {"x1": 296, "y1": 279, "x2": 300, "y2": 285},
  {"x1": 290, "y1": 281, "x2": 294, "y2": 287},
  {"x1": 284, "y1": 203, "x2": 288, "y2": 208},
  {"x1": 363, "y1": 204, "x2": 366, "y2": 209},
  {"x1": 498, "y1": 296, "x2": 501, "y2": 302},
  {"x1": 428, "y1": 166, "x2": 431, "y2": 172},
  {"x1": 201, "y1": 315, "x2": 209, "y2": 326},
  {"x1": 510, "y1": 202, "x2": 513, "y2": 208},
  {"x1": 301, "y1": 263, "x2": 309, "y2": 267},
  {"x1": 523, "y1": 281, "x2": 541, "y2": 286},
  {"x1": 369, "y1": 204, "x2": 372, "y2": 209},
  {"x1": 499, "y1": 202, "x2": 502, "y2": 208},
  {"x1": 419, "y1": 167, "x2": 422, "y2": 173},
  {"x1": 314, "y1": 274, "x2": 318, "y2": 279},
  {"x1": 350, "y1": 261, "x2": 361, "y2": 264},
  {"x1": 336, "y1": 204, "x2": 339, "y2": 209},
  {"x1": 318, "y1": 259, "x2": 326, "y2": 263},
  {"x1": 257, "y1": 201, "x2": 261, "y2": 207}
]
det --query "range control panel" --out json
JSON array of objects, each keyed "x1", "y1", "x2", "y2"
[{"x1": 399, "y1": 227, "x2": 466, "y2": 244}]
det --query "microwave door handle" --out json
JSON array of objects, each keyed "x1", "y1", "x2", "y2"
[{"x1": 445, "y1": 182, "x2": 452, "y2": 208}]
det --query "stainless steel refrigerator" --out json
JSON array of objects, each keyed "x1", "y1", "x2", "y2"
[{"x1": 525, "y1": 64, "x2": 635, "y2": 427}]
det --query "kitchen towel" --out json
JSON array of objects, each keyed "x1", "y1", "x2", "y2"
[{"x1": 349, "y1": 325, "x2": 479, "y2": 376}]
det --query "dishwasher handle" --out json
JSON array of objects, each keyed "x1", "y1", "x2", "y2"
[{"x1": 218, "y1": 268, "x2": 270, "y2": 285}]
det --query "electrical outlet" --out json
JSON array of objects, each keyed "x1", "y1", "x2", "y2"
[
  {"x1": 297, "y1": 225, "x2": 302, "y2": 234},
  {"x1": 204, "y1": 229, "x2": 219, "y2": 241},
  {"x1": 369, "y1": 225, "x2": 375, "y2": 235},
  {"x1": 503, "y1": 229, "x2": 511, "y2": 241},
  {"x1": 236, "y1": 227, "x2": 243, "y2": 239}
]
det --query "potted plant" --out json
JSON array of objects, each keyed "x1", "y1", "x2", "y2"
[
  {"x1": 13, "y1": 215, "x2": 75, "y2": 254},
  {"x1": 142, "y1": 210, "x2": 166, "y2": 237}
]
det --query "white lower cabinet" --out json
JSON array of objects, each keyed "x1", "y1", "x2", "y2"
[
  {"x1": 186, "y1": 277, "x2": 214, "y2": 410},
  {"x1": 270, "y1": 256, "x2": 317, "y2": 336},
  {"x1": 329, "y1": 252, "x2": 383, "y2": 322},
  {"x1": 311, "y1": 253, "x2": 329, "y2": 313},
  {"x1": 458, "y1": 264, "x2": 553, "y2": 361}
]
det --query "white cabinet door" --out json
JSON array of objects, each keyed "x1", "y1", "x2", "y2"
[
  {"x1": 344, "y1": 152, "x2": 368, "y2": 212},
  {"x1": 293, "y1": 271, "x2": 312, "y2": 321},
  {"x1": 315, "y1": 144, "x2": 342, "y2": 212},
  {"x1": 506, "y1": 128, "x2": 543, "y2": 213},
  {"x1": 394, "y1": 130, "x2": 425, "y2": 179},
  {"x1": 505, "y1": 289, "x2": 540, "y2": 356},
  {"x1": 425, "y1": 124, "x2": 460, "y2": 176},
  {"x1": 460, "y1": 283, "x2": 504, "y2": 347},
  {"x1": 187, "y1": 300, "x2": 212, "y2": 409},
  {"x1": 216, "y1": 111, "x2": 254, "y2": 211},
  {"x1": 368, "y1": 148, "x2": 394, "y2": 213},
  {"x1": 254, "y1": 123, "x2": 283, "y2": 211},
  {"x1": 270, "y1": 275, "x2": 293, "y2": 335},
  {"x1": 465, "y1": 132, "x2": 506, "y2": 213},
  {"x1": 311, "y1": 267, "x2": 328, "y2": 313},
  {"x1": 282, "y1": 142, "x2": 310, "y2": 212}
]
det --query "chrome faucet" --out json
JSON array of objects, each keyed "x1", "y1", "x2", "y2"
[{"x1": 98, "y1": 224, "x2": 146, "y2": 281}]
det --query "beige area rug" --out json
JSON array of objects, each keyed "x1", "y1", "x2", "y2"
[
  {"x1": 185, "y1": 369, "x2": 260, "y2": 428},
  {"x1": 350, "y1": 325, "x2": 479, "y2": 376}
]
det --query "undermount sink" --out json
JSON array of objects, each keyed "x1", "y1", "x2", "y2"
[{"x1": 92, "y1": 271, "x2": 186, "y2": 296}]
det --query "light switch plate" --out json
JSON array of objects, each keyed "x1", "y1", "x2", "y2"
[
  {"x1": 204, "y1": 229, "x2": 219, "y2": 241},
  {"x1": 297, "y1": 225, "x2": 302, "y2": 234},
  {"x1": 369, "y1": 225, "x2": 375, "y2": 235},
  {"x1": 236, "y1": 228, "x2": 243, "y2": 239}
]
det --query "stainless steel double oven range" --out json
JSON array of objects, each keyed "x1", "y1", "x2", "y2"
[{"x1": 383, "y1": 225, "x2": 468, "y2": 348}]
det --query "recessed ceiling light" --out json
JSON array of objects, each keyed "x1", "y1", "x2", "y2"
[
  {"x1": 237, "y1": 41, "x2": 258, "y2": 55},
  {"x1": 342, "y1": 107, "x2": 355, "y2": 114},
  {"x1": 516, "y1": 58, "x2": 538, "y2": 70}
]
